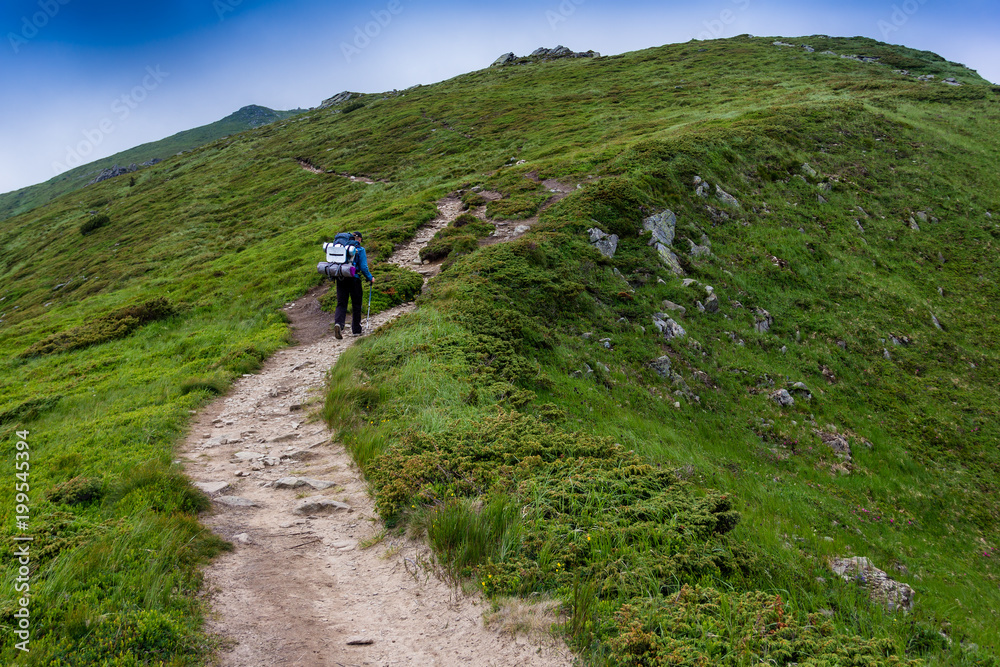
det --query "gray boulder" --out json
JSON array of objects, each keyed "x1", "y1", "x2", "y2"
[
  {"x1": 643, "y1": 210, "x2": 677, "y2": 247},
  {"x1": 661, "y1": 300, "x2": 686, "y2": 316},
  {"x1": 651, "y1": 316, "x2": 686, "y2": 340},
  {"x1": 648, "y1": 356, "x2": 672, "y2": 378},
  {"x1": 587, "y1": 227, "x2": 619, "y2": 258},
  {"x1": 654, "y1": 243, "x2": 685, "y2": 276},
  {"x1": 693, "y1": 176, "x2": 710, "y2": 198},
  {"x1": 816, "y1": 430, "x2": 850, "y2": 459},
  {"x1": 491, "y1": 52, "x2": 516, "y2": 67},
  {"x1": 771, "y1": 389, "x2": 794, "y2": 407},
  {"x1": 790, "y1": 382, "x2": 812, "y2": 399},
  {"x1": 704, "y1": 293, "x2": 720, "y2": 314},
  {"x1": 194, "y1": 481, "x2": 231, "y2": 495},
  {"x1": 754, "y1": 308, "x2": 773, "y2": 333},
  {"x1": 830, "y1": 557, "x2": 914, "y2": 612},
  {"x1": 715, "y1": 185, "x2": 740, "y2": 208},
  {"x1": 688, "y1": 238, "x2": 711, "y2": 258}
]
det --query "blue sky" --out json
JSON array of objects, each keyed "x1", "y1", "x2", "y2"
[{"x1": 1, "y1": 0, "x2": 997, "y2": 195}]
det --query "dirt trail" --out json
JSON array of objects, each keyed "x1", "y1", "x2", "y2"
[{"x1": 180, "y1": 195, "x2": 572, "y2": 666}]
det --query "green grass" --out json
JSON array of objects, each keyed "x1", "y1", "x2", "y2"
[{"x1": 2, "y1": 34, "x2": 999, "y2": 664}]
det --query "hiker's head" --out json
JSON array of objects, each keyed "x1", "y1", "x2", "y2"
[{"x1": 352, "y1": 231, "x2": 363, "y2": 242}]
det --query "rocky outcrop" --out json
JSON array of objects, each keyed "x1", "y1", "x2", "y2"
[
  {"x1": 771, "y1": 389, "x2": 794, "y2": 407},
  {"x1": 643, "y1": 210, "x2": 676, "y2": 247},
  {"x1": 652, "y1": 314, "x2": 686, "y2": 340},
  {"x1": 490, "y1": 46, "x2": 600, "y2": 67},
  {"x1": 830, "y1": 557, "x2": 914, "y2": 612},
  {"x1": 320, "y1": 91, "x2": 357, "y2": 108},
  {"x1": 816, "y1": 430, "x2": 851, "y2": 460},
  {"x1": 648, "y1": 356, "x2": 672, "y2": 378},
  {"x1": 88, "y1": 163, "x2": 139, "y2": 185},
  {"x1": 587, "y1": 227, "x2": 618, "y2": 258}
]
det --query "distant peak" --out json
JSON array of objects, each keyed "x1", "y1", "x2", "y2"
[{"x1": 491, "y1": 46, "x2": 600, "y2": 67}]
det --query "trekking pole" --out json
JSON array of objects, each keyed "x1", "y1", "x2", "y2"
[{"x1": 365, "y1": 281, "x2": 372, "y2": 332}]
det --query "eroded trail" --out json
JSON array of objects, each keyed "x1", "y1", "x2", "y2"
[{"x1": 180, "y1": 195, "x2": 572, "y2": 666}]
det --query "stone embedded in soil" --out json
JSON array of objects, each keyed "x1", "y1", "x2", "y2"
[
  {"x1": 273, "y1": 477, "x2": 338, "y2": 490},
  {"x1": 216, "y1": 496, "x2": 259, "y2": 508},
  {"x1": 293, "y1": 498, "x2": 351, "y2": 515},
  {"x1": 346, "y1": 637, "x2": 374, "y2": 646},
  {"x1": 284, "y1": 448, "x2": 320, "y2": 461},
  {"x1": 194, "y1": 481, "x2": 231, "y2": 495},
  {"x1": 234, "y1": 451, "x2": 264, "y2": 460}
]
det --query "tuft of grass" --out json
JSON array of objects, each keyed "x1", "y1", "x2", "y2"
[{"x1": 179, "y1": 373, "x2": 229, "y2": 396}]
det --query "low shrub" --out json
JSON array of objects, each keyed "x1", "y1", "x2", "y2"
[
  {"x1": 80, "y1": 214, "x2": 109, "y2": 235},
  {"x1": 47, "y1": 476, "x2": 104, "y2": 506},
  {"x1": 461, "y1": 191, "x2": 488, "y2": 209},
  {"x1": 20, "y1": 297, "x2": 176, "y2": 357}
]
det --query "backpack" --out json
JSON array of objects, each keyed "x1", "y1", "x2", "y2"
[{"x1": 317, "y1": 232, "x2": 359, "y2": 280}]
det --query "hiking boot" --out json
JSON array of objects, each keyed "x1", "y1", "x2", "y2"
[
  {"x1": 351, "y1": 330, "x2": 363, "y2": 337},
  {"x1": 333, "y1": 324, "x2": 342, "y2": 339}
]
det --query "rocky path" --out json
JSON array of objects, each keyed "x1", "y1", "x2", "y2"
[{"x1": 179, "y1": 195, "x2": 572, "y2": 666}]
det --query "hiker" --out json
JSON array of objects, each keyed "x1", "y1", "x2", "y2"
[{"x1": 332, "y1": 231, "x2": 374, "y2": 339}]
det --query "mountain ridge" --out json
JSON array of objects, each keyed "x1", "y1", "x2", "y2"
[{"x1": 0, "y1": 104, "x2": 306, "y2": 221}]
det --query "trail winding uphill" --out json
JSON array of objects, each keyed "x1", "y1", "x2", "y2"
[{"x1": 179, "y1": 195, "x2": 572, "y2": 666}]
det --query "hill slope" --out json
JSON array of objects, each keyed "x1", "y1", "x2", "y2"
[
  {"x1": 0, "y1": 104, "x2": 306, "y2": 222},
  {"x1": 1, "y1": 35, "x2": 999, "y2": 664}
]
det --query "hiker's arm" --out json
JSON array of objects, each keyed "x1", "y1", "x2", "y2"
[{"x1": 356, "y1": 248, "x2": 374, "y2": 282}]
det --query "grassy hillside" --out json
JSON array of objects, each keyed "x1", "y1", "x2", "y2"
[
  {"x1": 2, "y1": 34, "x2": 999, "y2": 664},
  {"x1": 0, "y1": 105, "x2": 306, "y2": 223}
]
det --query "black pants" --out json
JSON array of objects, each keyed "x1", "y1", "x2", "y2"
[{"x1": 334, "y1": 278, "x2": 364, "y2": 334}]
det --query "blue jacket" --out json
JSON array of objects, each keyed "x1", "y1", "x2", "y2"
[{"x1": 353, "y1": 246, "x2": 373, "y2": 282}]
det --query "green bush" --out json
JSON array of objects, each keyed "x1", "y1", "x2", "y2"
[
  {"x1": 461, "y1": 191, "x2": 488, "y2": 209},
  {"x1": 20, "y1": 297, "x2": 176, "y2": 357},
  {"x1": 47, "y1": 476, "x2": 104, "y2": 506},
  {"x1": 418, "y1": 218, "x2": 493, "y2": 263},
  {"x1": 485, "y1": 195, "x2": 544, "y2": 220},
  {"x1": 80, "y1": 214, "x2": 109, "y2": 235}
]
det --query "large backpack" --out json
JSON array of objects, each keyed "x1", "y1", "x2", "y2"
[{"x1": 317, "y1": 233, "x2": 359, "y2": 280}]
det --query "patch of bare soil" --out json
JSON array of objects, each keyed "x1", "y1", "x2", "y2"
[
  {"x1": 181, "y1": 196, "x2": 572, "y2": 666},
  {"x1": 477, "y1": 179, "x2": 577, "y2": 246}
]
